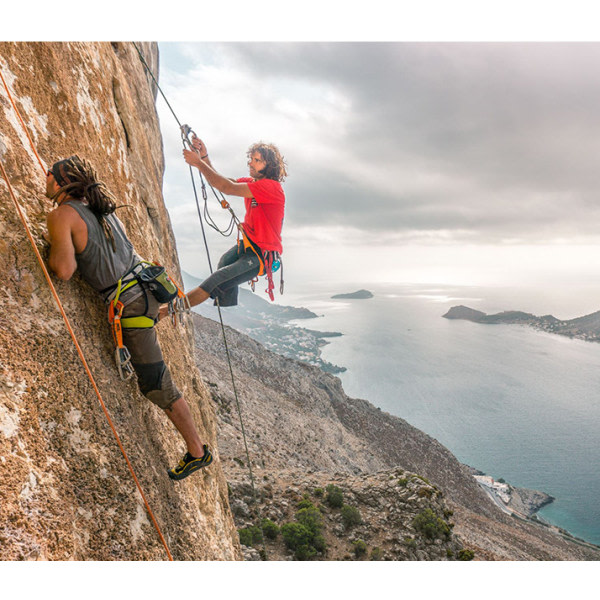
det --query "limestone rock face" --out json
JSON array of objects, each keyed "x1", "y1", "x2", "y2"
[{"x1": 0, "y1": 42, "x2": 240, "y2": 560}]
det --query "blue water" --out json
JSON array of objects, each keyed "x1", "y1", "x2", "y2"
[{"x1": 285, "y1": 282, "x2": 600, "y2": 546}]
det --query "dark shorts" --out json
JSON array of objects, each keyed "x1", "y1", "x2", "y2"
[
  {"x1": 199, "y1": 243, "x2": 261, "y2": 307},
  {"x1": 121, "y1": 289, "x2": 181, "y2": 410}
]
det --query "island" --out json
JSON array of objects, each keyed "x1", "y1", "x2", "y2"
[
  {"x1": 443, "y1": 305, "x2": 600, "y2": 343},
  {"x1": 331, "y1": 289, "x2": 374, "y2": 299}
]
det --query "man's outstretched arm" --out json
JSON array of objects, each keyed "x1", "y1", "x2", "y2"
[{"x1": 183, "y1": 148, "x2": 252, "y2": 198}]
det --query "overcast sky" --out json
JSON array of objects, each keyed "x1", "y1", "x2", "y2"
[{"x1": 156, "y1": 42, "x2": 600, "y2": 293}]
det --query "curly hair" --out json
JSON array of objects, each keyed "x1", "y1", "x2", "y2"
[
  {"x1": 50, "y1": 155, "x2": 121, "y2": 251},
  {"x1": 247, "y1": 142, "x2": 287, "y2": 182}
]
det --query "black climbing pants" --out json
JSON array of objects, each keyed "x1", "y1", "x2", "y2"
[{"x1": 198, "y1": 242, "x2": 261, "y2": 307}]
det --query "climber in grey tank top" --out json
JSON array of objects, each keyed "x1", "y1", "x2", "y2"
[
  {"x1": 45, "y1": 155, "x2": 212, "y2": 481},
  {"x1": 64, "y1": 200, "x2": 142, "y2": 299}
]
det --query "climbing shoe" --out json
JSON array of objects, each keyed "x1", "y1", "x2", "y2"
[{"x1": 167, "y1": 445, "x2": 213, "y2": 481}]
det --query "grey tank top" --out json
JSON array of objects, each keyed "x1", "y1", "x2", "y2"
[{"x1": 65, "y1": 200, "x2": 142, "y2": 295}]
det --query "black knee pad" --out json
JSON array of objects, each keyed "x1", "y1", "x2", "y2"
[{"x1": 132, "y1": 361, "x2": 181, "y2": 409}]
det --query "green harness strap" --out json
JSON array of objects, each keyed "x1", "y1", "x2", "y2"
[
  {"x1": 120, "y1": 315, "x2": 155, "y2": 328},
  {"x1": 112, "y1": 273, "x2": 155, "y2": 330}
]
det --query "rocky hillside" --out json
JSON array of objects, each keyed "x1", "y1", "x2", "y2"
[
  {"x1": 0, "y1": 42, "x2": 239, "y2": 560},
  {"x1": 193, "y1": 313, "x2": 600, "y2": 560}
]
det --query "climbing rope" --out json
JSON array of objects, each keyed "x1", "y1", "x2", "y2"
[
  {"x1": 180, "y1": 124, "x2": 237, "y2": 238},
  {"x1": 0, "y1": 66, "x2": 173, "y2": 561},
  {"x1": 133, "y1": 42, "x2": 269, "y2": 558}
]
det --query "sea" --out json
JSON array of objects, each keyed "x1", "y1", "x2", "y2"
[{"x1": 283, "y1": 281, "x2": 600, "y2": 546}]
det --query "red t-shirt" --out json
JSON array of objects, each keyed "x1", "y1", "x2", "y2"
[{"x1": 237, "y1": 177, "x2": 285, "y2": 253}]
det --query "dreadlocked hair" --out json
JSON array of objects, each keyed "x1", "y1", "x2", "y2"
[
  {"x1": 50, "y1": 155, "x2": 121, "y2": 252},
  {"x1": 247, "y1": 142, "x2": 288, "y2": 182}
]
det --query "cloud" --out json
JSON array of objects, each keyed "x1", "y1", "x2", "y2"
[{"x1": 158, "y1": 42, "x2": 600, "y2": 250}]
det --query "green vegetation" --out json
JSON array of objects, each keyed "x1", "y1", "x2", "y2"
[
  {"x1": 297, "y1": 494, "x2": 314, "y2": 510},
  {"x1": 412, "y1": 508, "x2": 451, "y2": 541},
  {"x1": 281, "y1": 498, "x2": 327, "y2": 560},
  {"x1": 352, "y1": 539, "x2": 367, "y2": 558},
  {"x1": 417, "y1": 487, "x2": 434, "y2": 498},
  {"x1": 313, "y1": 487, "x2": 324, "y2": 498},
  {"x1": 370, "y1": 546, "x2": 384, "y2": 561},
  {"x1": 325, "y1": 484, "x2": 344, "y2": 508},
  {"x1": 397, "y1": 477, "x2": 409, "y2": 487},
  {"x1": 413, "y1": 475, "x2": 431, "y2": 485},
  {"x1": 340, "y1": 504, "x2": 362, "y2": 529},
  {"x1": 260, "y1": 519, "x2": 279, "y2": 540},
  {"x1": 238, "y1": 525, "x2": 263, "y2": 548},
  {"x1": 281, "y1": 522, "x2": 317, "y2": 560},
  {"x1": 457, "y1": 549, "x2": 475, "y2": 561}
]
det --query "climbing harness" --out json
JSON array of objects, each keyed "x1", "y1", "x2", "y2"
[
  {"x1": 0, "y1": 65, "x2": 173, "y2": 560},
  {"x1": 105, "y1": 260, "x2": 190, "y2": 379}
]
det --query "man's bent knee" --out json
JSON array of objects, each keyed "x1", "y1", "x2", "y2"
[{"x1": 133, "y1": 361, "x2": 181, "y2": 410}]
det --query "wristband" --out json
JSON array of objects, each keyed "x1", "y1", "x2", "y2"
[{"x1": 201, "y1": 154, "x2": 208, "y2": 159}]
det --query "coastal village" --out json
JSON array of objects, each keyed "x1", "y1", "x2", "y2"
[{"x1": 474, "y1": 475, "x2": 511, "y2": 504}]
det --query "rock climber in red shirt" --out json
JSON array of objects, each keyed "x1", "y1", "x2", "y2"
[{"x1": 159, "y1": 135, "x2": 286, "y2": 318}]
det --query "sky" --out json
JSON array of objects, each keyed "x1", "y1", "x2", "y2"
[{"x1": 156, "y1": 40, "x2": 600, "y2": 297}]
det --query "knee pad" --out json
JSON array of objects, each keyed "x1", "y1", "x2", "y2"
[{"x1": 132, "y1": 361, "x2": 181, "y2": 410}]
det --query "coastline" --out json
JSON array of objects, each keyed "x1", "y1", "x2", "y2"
[
  {"x1": 466, "y1": 466, "x2": 599, "y2": 550},
  {"x1": 443, "y1": 305, "x2": 600, "y2": 346},
  {"x1": 189, "y1": 282, "x2": 600, "y2": 549}
]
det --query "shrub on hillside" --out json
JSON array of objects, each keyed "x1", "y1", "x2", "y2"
[
  {"x1": 280, "y1": 503, "x2": 327, "y2": 560},
  {"x1": 296, "y1": 506, "x2": 326, "y2": 552},
  {"x1": 417, "y1": 487, "x2": 433, "y2": 498},
  {"x1": 238, "y1": 525, "x2": 263, "y2": 548},
  {"x1": 341, "y1": 504, "x2": 362, "y2": 529},
  {"x1": 297, "y1": 494, "x2": 314, "y2": 510},
  {"x1": 457, "y1": 548, "x2": 475, "y2": 561},
  {"x1": 412, "y1": 508, "x2": 451, "y2": 541},
  {"x1": 260, "y1": 519, "x2": 279, "y2": 540},
  {"x1": 325, "y1": 484, "x2": 344, "y2": 508},
  {"x1": 281, "y1": 522, "x2": 317, "y2": 560},
  {"x1": 352, "y1": 539, "x2": 367, "y2": 558}
]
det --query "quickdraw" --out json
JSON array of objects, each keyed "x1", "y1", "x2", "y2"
[
  {"x1": 107, "y1": 275, "x2": 141, "y2": 380},
  {"x1": 107, "y1": 293, "x2": 135, "y2": 381},
  {"x1": 168, "y1": 285, "x2": 191, "y2": 327}
]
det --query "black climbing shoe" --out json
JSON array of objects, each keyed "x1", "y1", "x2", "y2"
[{"x1": 168, "y1": 445, "x2": 213, "y2": 481}]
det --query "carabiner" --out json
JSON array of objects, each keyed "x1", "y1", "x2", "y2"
[{"x1": 181, "y1": 124, "x2": 196, "y2": 149}]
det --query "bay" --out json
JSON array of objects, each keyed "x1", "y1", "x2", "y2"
[{"x1": 285, "y1": 282, "x2": 600, "y2": 546}]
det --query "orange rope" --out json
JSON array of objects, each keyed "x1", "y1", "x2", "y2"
[{"x1": 0, "y1": 68, "x2": 173, "y2": 561}]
